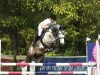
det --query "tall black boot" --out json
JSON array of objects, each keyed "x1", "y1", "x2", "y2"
[{"x1": 32, "y1": 35, "x2": 40, "y2": 47}]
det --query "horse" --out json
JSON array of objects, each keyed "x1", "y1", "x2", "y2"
[{"x1": 25, "y1": 23, "x2": 65, "y2": 75}]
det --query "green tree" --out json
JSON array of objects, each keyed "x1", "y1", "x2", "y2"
[{"x1": 0, "y1": 0, "x2": 100, "y2": 56}]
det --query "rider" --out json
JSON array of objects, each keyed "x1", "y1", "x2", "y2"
[{"x1": 33, "y1": 14, "x2": 57, "y2": 47}]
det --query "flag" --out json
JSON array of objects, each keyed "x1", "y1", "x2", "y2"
[{"x1": 87, "y1": 42, "x2": 96, "y2": 62}]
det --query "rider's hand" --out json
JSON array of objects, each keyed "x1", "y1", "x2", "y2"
[{"x1": 41, "y1": 24, "x2": 49, "y2": 29}]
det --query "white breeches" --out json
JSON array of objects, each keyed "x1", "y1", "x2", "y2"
[{"x1": 38, "y1": 27, "x2": 43, "y2": 36}]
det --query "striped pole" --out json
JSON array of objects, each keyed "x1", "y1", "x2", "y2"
[
  {"x1": 96, "y1": 40, "x2": 100, "y2": 75},
  {"x1": 1, "y1": 62, "x2": 96, "y2": 66},
  {"x1": 0, "y1": 71, "x2": 87, "y2": 75}
]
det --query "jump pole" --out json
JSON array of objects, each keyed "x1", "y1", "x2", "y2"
[
  {"x1": 96, "y1": 40, "x2": 100, "y2": 75},
  {"x1": 1, "y1": 62, "x2": 96, "y2": 66},
  {"x1": 87, "y1": 40, "x2": 100, "y2": 75},
  {"x1": 0, "y1": 71, "x2": 87, "y2": 75}
]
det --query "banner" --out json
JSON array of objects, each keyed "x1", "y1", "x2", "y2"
[
  {"x1": 87, "y1": 42, "x2": 96, "y2": 62},
  {"x1": 39, "y1": 57, "x2": 87, "y2": 72}
]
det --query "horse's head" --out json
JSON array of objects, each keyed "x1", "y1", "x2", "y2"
[
  {"x1": 41, "y1": 23, "x2": 65, "y2": 48},
  {"x1": 58, "y1": 25, "x2": 65, "y2": 46}
]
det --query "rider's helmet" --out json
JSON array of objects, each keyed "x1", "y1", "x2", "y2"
[{"x1": 49, "y1": 14, "x2": 57, "y2": 20}]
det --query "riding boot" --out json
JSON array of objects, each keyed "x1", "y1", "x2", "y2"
[
  {"x1": 32, "y1": 29, "x2": 45, "y2": 47},
  {"x1": 32, "y1": 35, "x2": 40, "y2": 47}
]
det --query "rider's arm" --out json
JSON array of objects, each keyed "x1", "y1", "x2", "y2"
[
  {"x1": 39, "y1": 19, "x2": 51, "y2": 29},
  {"x1": 38, "y1": 22, "x2": 49, "y2": 29},
  {"x1": 41, "y1": 24, "x2": 49, "y2": 29}
]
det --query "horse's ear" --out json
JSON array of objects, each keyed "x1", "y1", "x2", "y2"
[{"x1": 59, "y1": 25, "x2": 66, "y2": 30}]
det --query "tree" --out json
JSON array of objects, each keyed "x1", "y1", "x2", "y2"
[{"x1": 0, "y1": 0, "x2": 100, "y2": 56}]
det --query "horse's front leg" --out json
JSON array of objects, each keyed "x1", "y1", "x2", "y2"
[
  {"x1": 26, "y1": 45, "x2": 35, "y2": 63},
  {"x1": 25, "y1": 45, "x2": 35, "y2": 72},
  {"x1": 35, "y1": 54, "x2": 45, "y2": 75}
]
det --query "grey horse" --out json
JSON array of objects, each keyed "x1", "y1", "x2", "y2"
[{"x1": 26, "y1": 23, "x2": 65, "y2": 75}]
